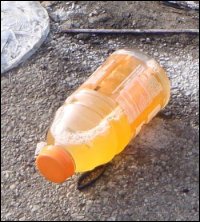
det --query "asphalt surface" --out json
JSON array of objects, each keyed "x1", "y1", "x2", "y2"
[{"x1": 1, "y1": 1, "x2": 199, "y2": 221}]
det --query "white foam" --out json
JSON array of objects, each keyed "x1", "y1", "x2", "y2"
[{"x1": 51, "y1": 106, "x2": 123, "y2": 146}]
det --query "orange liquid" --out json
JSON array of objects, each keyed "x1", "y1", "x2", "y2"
[{"x1": 45, "y1": 49, "x2": 170, "y2": 172}]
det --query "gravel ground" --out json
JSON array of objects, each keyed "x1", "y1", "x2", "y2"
[{"x1": 1, "y1": 1, "x2": 199, "y2": 221}]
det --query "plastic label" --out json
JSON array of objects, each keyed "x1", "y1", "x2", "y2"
[{"x1": 116, "y1": 68, "x2": 162, "y2": 123}]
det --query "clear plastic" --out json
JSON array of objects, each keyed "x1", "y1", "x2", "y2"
[{"x1": 1, "y1": 1, "x2": 49, "y2": 74}]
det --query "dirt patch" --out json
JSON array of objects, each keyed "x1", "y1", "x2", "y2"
[{"x1": 44, "y1": 1, "x2": 199, "y2": 30}]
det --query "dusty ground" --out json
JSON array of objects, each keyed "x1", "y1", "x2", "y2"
[{"x1": 1, "y1": 1, "x2": 199, "y2": 221}]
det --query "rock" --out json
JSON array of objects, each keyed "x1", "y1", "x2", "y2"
[
  {"x1": 154, "y1": 51, "x2": 159, "y2": 56},
  {"x1": 140, "y1": 38, "x2": 146, "y2": 42},
  {"x1": 146, "y1": 38, "x2": 151, "y2": 43},
  {"x1": 60, "y1": 20, "x2": 73, "y2": 29},
  {"x1": 122, "y1": 12, "x2": 130, "y2": 19},
  {"x1": 89, "y1": 14, "x2": 111, "y2": 24},
  {"x1": 2, "y1": 171, "x2": 10, "y2": 179},
  {"x1": 132, "y1": 20, "x2": 136, "y2": 26},
  {"x1": 49, "y1": 8, "x2": 69, "y2": 22},
  {"x1": 10, "y1": 184, "x2": 16, "y2": 190},
  {"x1": 19, "y1": 132, "x2": 25, "y2": 137},
  {"x1": 75, "y1": 215, "x2": 85, "y2": 220},
  {"x1": 109, "y1": 216, "x2": 117, "y2": 221},
  {"x1": 76, "y1": 33, "x2": 91, "y2": 40},
  {"x1": 89, "y1": 10, "x2": 99, "y2": 17},
  {"x1": 31, "y1": 205, "x2": 40, "y2": 212},
  {"x1": 72, "y1": 22, "x2": 81, "y2": 28},
  {"x1": 5, "y1": 212, "x2": 12, "y2": 220},
  {"x1": 19, "y1": 216, "x2": 26, "y2": 221}
]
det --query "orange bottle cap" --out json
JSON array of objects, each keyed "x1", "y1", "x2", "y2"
[{"x1": 36, "y1": 146, "x2": 75, "y2": 183}]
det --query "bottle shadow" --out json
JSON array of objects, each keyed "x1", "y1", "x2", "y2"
[{"x1": 81, "y1": 91, "x2": 199, "y2": 210}]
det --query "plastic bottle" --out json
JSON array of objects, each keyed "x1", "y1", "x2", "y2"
[{"x1": 35, "y1": 49, "x2": 170, "y2": 183}]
